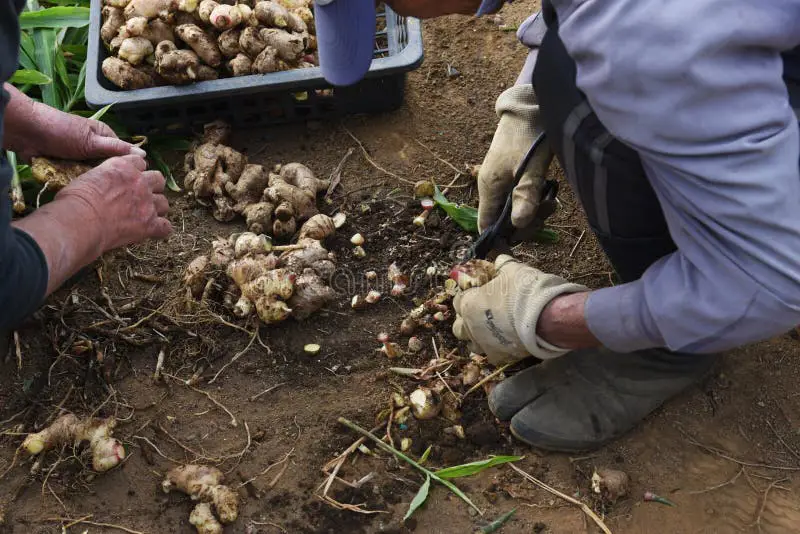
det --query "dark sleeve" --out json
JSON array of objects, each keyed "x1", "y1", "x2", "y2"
[
  {"x1": 0, "y1": 163, "x2": 49, "y2": 329},
  {"x1": 0, "y1": 0, "x2": 50, "y2": 328}
]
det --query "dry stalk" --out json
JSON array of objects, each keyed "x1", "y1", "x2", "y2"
[
  {"x1": 509, "y1": 463, "x2": 612, "y2": 534},
  {"x1": 208, "y1": 327, "x2": 259, "y2": 385},
  {"x1": 249, "y1": 383, "x2": 286, "y2": 402},
  {"x1": 462, "y1": 363, "x2": 511, "y2": 401},
  {"x1": 46, "y1": 515, "x2": 145, "y2": 534}
]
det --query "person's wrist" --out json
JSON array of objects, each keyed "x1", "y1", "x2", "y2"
[
  {"x1": 536, "y1": 291, "x2": 594, "y2": 349},
  {"x1": 53, "y1": 189, "x2": 108, "y2": 257}
]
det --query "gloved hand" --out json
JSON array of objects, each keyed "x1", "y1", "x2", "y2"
[
  {"x1": 477, "y1": 84, "x2": 553, "y2": 233},
  {"x1": 452, "y1": 255, "x2": 588, "y2": 365}
]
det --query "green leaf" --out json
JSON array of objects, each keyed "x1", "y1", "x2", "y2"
[
  {"x1": 149, "y1": 147, "x2": 182, "y2": 192},
  {"x1": 532, "y1": 227, "x2": 559, "y2": 244},
  {"x1": 403, "y1": 475, "x2": 430, "y2": 521},
  {"x1": 19, "y1": 7, "x2": 90, "y2": 29},
  {"x1": 41, "y1": 0, "x2": 90, "y2": 7},
  {"x1": 33, "y1": 28, "x2": 61, "y2": 108},
  {"x1": 436, "y1": 477, "x2": 480, "y2": 512},
  {"x1": 479, "y1": 509, "x2": 517, "y2": 534},
  {"x1": 433, "y1": 185, "x2": 479, "y2": 233},
  {"x1": 9, "y1": 69, "x2": 52, "y2": 85},
  {"x1": 433, "y1": 455, "x2": 523, "y2": 480},
  {"x1": 88, "y1": 103, "x2": 113, "y2": 121},
  {"x1": 18, "y1": 33, "x2": 37, "y2": 71},
  {"x1": 64, "y1": 61, "x2": 86, "y2": 112},
  {"x1": 418, "y1": 445, "x2": 432, "y2": 465}
]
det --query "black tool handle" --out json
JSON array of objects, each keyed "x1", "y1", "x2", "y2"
[{"x1": 471, "y1": 132, "x2": 548, "y2": 259}]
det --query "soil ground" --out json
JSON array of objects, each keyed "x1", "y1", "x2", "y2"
[{"x1": 3, "y1": 2, "x2": 800, "y2": 533}]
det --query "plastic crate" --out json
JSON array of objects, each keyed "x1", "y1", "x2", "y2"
[{"x1": 86, "y1": 3, "x2": 423, "y2": 134}]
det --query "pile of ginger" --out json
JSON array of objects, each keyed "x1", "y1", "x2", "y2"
[
  {"x1": 183, "y1": 213, "x2": 341, "y2": 324},
  {"x1": 183, "y1": 121, "x2": 330, "y2": 240},
  {"x1": 100, "y1": 0, "x2": 317, "y2": 89}
]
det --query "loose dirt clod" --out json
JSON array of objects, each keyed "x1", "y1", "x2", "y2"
[
  {"x1": 162, "y1": 464, "x2": 240, "y2": 531},
  {"x1": 22, "y1": 413, "x2": 125, "y2": 472}
]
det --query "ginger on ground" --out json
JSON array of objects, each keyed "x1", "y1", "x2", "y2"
[
  {"x1": 184, "y1": 142, "x2": 247, "y2": 198},
  {"x1": 297, "y1": 214, "x2": 335, "y2": 241},
  {"x1": 242, "y1": 201, "x2": 275, "y2": 234},
  {"x1": 190, "y1": 503, "x2": 223, "y2": 534},
  {"x1": 288, "y1": 268, "x2": 335, "y2": 319},
  {"x1": 22, "y1": 414, "x2": 125, "y2": 472},
  {"x1": 162, "y1": 464, "x2": 240, "y2": 526}
]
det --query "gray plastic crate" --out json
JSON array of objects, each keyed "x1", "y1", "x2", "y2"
[{"x1": 86, "y1": 2, "x2": 423, "y2": 134}]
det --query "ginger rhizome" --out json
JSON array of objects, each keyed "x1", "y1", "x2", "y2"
[
  {"x1": 22, "y1": 414, "x2": 125, "y2": 472},
  {"x1": 100, "y1": 0, "x2": 318, "y2": 90},
  {"x1": 183, "y1": 122, "x2": 330, "y2": 236},
  {"x1": 162, "y1": 464, "x2": 239, "y2": 533},
  {"x1": 183, "y1": 218, "x2": 337, "y2": 325}
]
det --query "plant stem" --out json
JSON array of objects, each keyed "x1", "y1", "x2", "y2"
[
  {"x1": 337, "y1": 417, "x2": 482, "y2": 514},
  {"x1": 7, "y1": 151, "x2": 26, "y2": 215}
]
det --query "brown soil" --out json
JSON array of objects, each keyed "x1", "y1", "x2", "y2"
[{"x1": 3, "y1": 3, "x2": 800, "y2": 533}]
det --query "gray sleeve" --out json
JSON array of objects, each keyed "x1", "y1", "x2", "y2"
[
  {"x1": 515, "y1": 12, "x2": 545, "y2": 86},
  {"x1": 557, "y1": 0, "x2": 800, "y2": 352}
]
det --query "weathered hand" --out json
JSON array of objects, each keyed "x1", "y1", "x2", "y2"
[
  {"x1": 55, "y1": 155, "x2": 172, "y2": 254},
  {"x1": 478, "y1": 85, "x2": 553, "y2": 233},
  {"x1": 15, "y1": 102, "x2": 144, "y2": 161},
  {"x1": 452, "y1": 255, "x2": 588, "y2": 365}
]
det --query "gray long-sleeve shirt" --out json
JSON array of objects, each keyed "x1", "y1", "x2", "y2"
[{"x1": 509, "y1": 0, "x2": 800, "y2": 353}]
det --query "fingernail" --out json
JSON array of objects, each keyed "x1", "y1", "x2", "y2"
[{"x1": 130, "y1": 146, "x2": 147, "y2": 158}]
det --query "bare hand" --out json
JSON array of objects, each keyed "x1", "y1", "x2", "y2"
[
  {"x1": 56, "y1": 155, "x2": 172, "y2": 253},
  {"x1": 3, "y1": 84, "x2": 143, "y2": 161},
  {"x1": 19, "y1": 104, "x2": 145, "y2": 161}
]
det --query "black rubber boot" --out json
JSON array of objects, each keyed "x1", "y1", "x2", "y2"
[{"x1": 488, "y1": 348, "x2": 717, "y2": 452}]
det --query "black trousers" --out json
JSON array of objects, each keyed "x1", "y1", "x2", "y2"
[{"x1": 533, "y1": 8, "x2": 677, "y2": 284}]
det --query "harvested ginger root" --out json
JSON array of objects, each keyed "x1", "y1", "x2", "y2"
[
  {"x1": 162, "y1": 464, "x2": 239, "y2": 532},
  {"x1": 30, "y1": 157, "x2": 93, "y2": 190},
  {"x1": 183, "y1": 123, "x2": 329, "y2": 237},
  {"x1": 182, "y1": 217, "x2": 337, "y2": 324},
  {"x1": 22, "y1": 414, "x2": 125, "y2": 472}
]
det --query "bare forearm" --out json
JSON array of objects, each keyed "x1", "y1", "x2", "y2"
[
  {"x1": 12, "y1": 196, "x2": 104, "y2": 295},
  {"x1": 537, "y1": 292, "x2": 601, "y2": 350}
]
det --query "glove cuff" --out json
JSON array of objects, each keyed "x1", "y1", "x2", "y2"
[
  {"x1": 495, "y1": 84, "x2": 540, "y2": 139},
  {"x1": 509, "y1": 272, "x2": 589, "y2": 360}
]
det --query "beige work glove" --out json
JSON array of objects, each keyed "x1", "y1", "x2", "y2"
[
  {"x1": 478, "y1": 84, "x2": 554, "y2": 233},
  {"x1": 452, "y1": 255, "x2": 588, "y2": 365}
]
